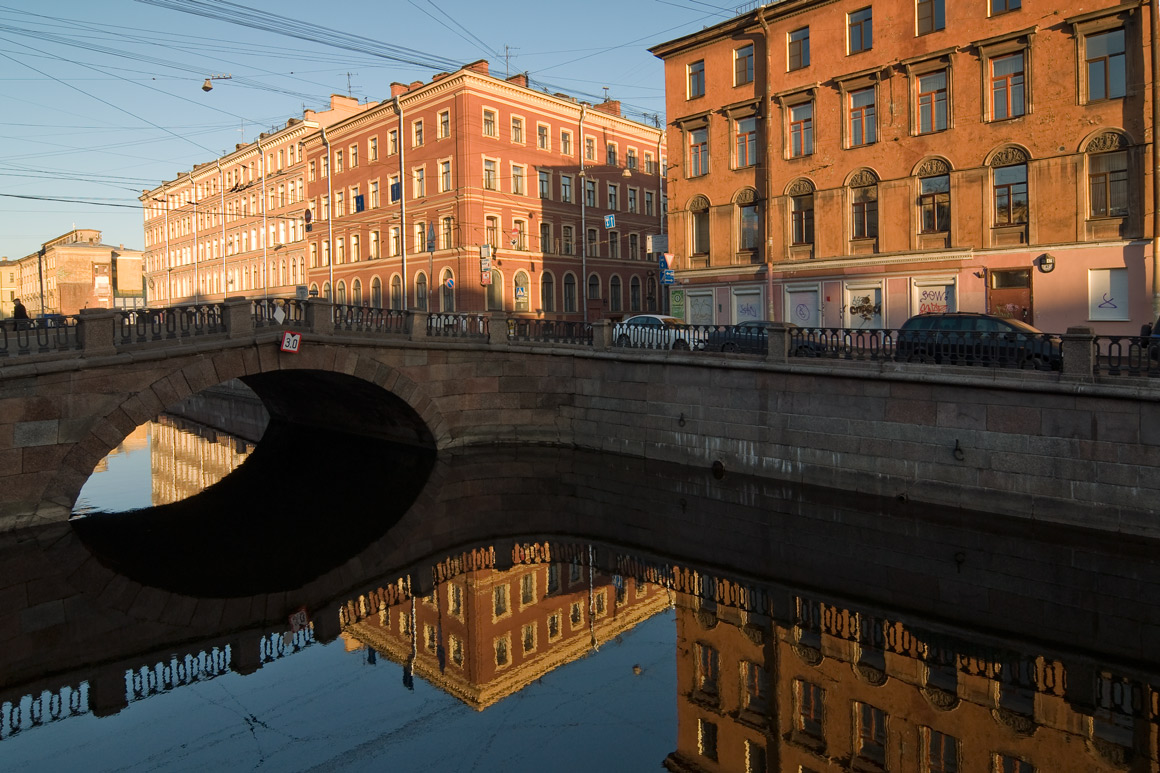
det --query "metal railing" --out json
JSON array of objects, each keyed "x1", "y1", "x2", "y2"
[
  {"x1": 506, "y1": 318, "x2": 593, "y2": 345},
  {"x1": 331, "y1": 304, "x2": 408, "y2": 335},
  {"x1": 1094, "y1": 336, "x2": 1160, "y2": 377},
  {"x1": 253, "y1": 298, "x2": 305, "y2": 328},
  {"x1": 117, "y1": 305, "x2": 225, "y2": 345},
  {"x1": 789, "y1": 326, "x2": 1064, "y2": 371},
  {"x1": 0, "y1": 317, "x2": 80, "y2": 357},
  {"x1": 427, "y1": 313, "x2": 489, "y2": 338},
  {"x1": 0, "y1": 683, "x2": 88, "y2": 740}
]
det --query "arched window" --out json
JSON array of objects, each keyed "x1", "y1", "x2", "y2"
[
  {"x1": 916, "y1": 159, "x2": 951, "y2": 234},
  {"x1": 564, "y1": 273, "x2": 577, "y2": 313},
  {"x1": 646, "y1": 275, "x2": 657, "y2": 312},
  {"x1": 415, "y1": 271, "x2": 428, "y2": 311},
  {"x1": 514, "y1": 271, "x2": 530, "y2": 312},
  {"x1": 487, "y1": 270, "x2": 504, "y2": 311},
  {"x1": 541, "y1": 272, "x2": 555, "y2": 312},
  {"x1": 391, "y1": 275, "x2": 403, "y2": 310},
  {"x1": 336, "y1": 280, "x2": 347, "y2": 305},
  {"x1": 609, "y1": 276, "x2": 622, "y2": 312},
  {"x1": 848, "y1": 170, "x2": 879, "y2": 240},
  {"x1": 352, "y1": 278, "x2": 363, "y2": 305},
  {"x1": 737, "y1": 189, "x2": 760, "y2": 253},
  {"x1": 690, "y1": 195, "x2": 710, "y2": 255},
  {"x1": 787, "y1": 179, "x2": 814, "y2": 246},
  {"x1": 630, "y1": 276, "x2": 642, "y2": 311},
  {"x1": 441, "y1": 268, "x2": 455, "y2": 312},
  {"x1": 587, "y1": 273, "x2": 600, "y2": 301},
  {"x1": 989, "y1": 147, "x2": 1029, "y2": 226},
  {"x1": 371, "y1": 277, "x2": 383, "y2": 308},
  {"x1": 322, "y1": 281, "x2": 331, "y2": 301},
  {"x1": 1085, "y1": 132, "x2": 1128, "y2": 219}
]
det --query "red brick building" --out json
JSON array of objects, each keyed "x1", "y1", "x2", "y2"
[
  {"x1": 651, "y1": 0, "x2": 1154, "y2": 335},
  {"x1": 2, "y1": 229, "x2": 142, "y2": 317},
  {"x1": 300, "y1": 60, "x2": 667, "y2": 320}
]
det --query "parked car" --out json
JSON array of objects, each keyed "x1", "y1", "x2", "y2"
[
  {"x1": 613, "y1": 314, "x2": 702, "y2": 350},
  {"x1": 1141, "y1": 317, "x2": 1160, "y2": 360},
  {"x1": 705, "y1": 320, "x2": 828, "y2": 356},
  {"x1": 896, "y1": 312, "x2": 1062, "y2": 369}
]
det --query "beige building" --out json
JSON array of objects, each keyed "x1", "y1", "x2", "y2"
[{"x1": 2, "y1": 229, "x2": 143, "y2": 318}]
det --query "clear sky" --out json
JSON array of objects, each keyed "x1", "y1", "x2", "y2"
[{"x1": 0, "y1": 0, "x2": 733, "y2": 261}]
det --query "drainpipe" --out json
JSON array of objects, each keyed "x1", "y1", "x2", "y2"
[
  {"x1": 580, "y1": 102, "x2": 588, "y2": 322},
  {"x1": 320, "y1": 126, "x2": 334, "y2": 300},
  {"x1": 1152, "y1": 0, "x2": 1160, "y2": 318},
  {"x1": 189, "y1": 172, "x2": 199, "y2": 303},
  {"x1": 395, "y1": 96, "x2": 408, "y2": 310},
  {"x1": 759, "y1": 9, "x2": 776, "y2": 321}
]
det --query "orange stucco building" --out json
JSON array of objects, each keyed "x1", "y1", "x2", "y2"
[
  {"x1": 300, "y1": 60, "x2": 667, "y2": 319},
  {"x1": 651, "y1": 0, "x2": 1154, "y2": 335}
]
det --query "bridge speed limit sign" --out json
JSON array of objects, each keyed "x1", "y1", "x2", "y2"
[{"x1": 279, "y1": 331, "x2": 302, "y2": 353}]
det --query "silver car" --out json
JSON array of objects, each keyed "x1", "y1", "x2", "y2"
[{"x1": 613, "y1": 314, "x2": 700, "y2": 350}]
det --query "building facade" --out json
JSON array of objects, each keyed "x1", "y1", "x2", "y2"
[
  {"x1": 1, "y1": 229, "x2": 142, "y2": 318},
  {"x1": 651, "y1": 0, "x2": 1154, "y2": 335},
  {"x1": 139, "y1": 95, "x2": 374, "y2": 306},
  {"x1": 300, "y1": 60, "x2": 667, "y2": 320}
]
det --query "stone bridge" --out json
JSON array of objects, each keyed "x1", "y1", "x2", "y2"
[{"x1": 2, "y1": 299, "x2": 1159, "y2": 535}]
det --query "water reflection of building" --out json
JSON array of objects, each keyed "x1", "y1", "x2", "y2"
[
  {"x1": 342, "y1": 544, "x2": 671, "y2": 710},
  {"x1": 665, "y1": 573, "x2": 1158, "y2": 773},
  {"x1": 149, "y1": 415, "x2": 256, "y2": 506}
]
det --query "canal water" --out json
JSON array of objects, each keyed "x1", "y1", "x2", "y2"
[{"x1": 1, "y1": 395, "x2": 1157, "y2": 772}]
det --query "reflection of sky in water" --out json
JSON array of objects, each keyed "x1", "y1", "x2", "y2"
[
  {"x1": 0, "y1": 610, "x2": 676, "y2": 772},
  {"x1": 73, "y1": 426, "x2": 154, "y2": 514}
]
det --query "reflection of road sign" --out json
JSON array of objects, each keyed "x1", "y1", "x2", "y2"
[
  {"x1": 445, "y1": 278, "x2": 454, "y2": 289},
  {"x1": 289, "y1": 607, "x2": 309, "y2": 633},
  {"x1": 427, "y1": 223, "x2": 436, "y2": 252},
  {"x1": 661, "y1": 269, "x2": 675, "y2": 285},
  {"x1": 604, "y1": 214, "x2": 615, "y2": 228},
  {"x1": 279, "y1": 331, "x2": 302, "y2": 353}
]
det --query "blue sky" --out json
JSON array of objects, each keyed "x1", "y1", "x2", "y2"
[{"x1": 0, "y1": 0, "x2": 730, "y2": 262}]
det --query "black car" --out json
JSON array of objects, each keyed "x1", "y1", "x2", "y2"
[
  {"x1": 705, "y1": 321, "x2": 828, "y2": 356},
  {"x1": 896, "y1": 312, "x2": 1062, "y2": 369}
]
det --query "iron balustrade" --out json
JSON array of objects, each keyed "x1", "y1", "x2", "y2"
[
  {"x1": 331, "y1": 304, "x2": 408, "y2": 335},
  {"x1": 611, "y1": 321, "x2": 710, "y2": 351},
  {"x1": 128, "y1": 648, "x2": 232, "y2": 702},
  {"x1": 0, "y1": 683, "x2": 88, "y2": 740},
  {"x1": 506, "y1": 318, "x2": 594, "y2": 345},
  {"x1": 789, "y1": 326, "x2": 1063, "y2": 370},
  {"x1": 1094, "y1": 336, "x2": 1160, "y2": 377},
  {"x1": 426, "y1": 313, "x2": 489, "y2": 338},
  {"x1": 0, "y1": 316, "x2": 79, "y2": 357},
  {"x1": 259, "y1": 627, "x2": 315, "y2": 663},
  {"x1": 116, "y1": 304, "x2": 225, "y2": 345},
  {"x1": 253, "y1": 298, "x2": 306, "y2": 328}
]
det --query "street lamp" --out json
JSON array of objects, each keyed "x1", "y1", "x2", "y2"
[{"x1": 201, "y1": 74, "x2": 232, "y2": 92}]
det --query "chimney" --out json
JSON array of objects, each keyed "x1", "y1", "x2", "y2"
[
  {"x1": 464, "y1": 59, "x2": 490, "y2": 75},
  {"x1": 409, "y1": 80, "x2": 424, "y2": 90},
  {"x1": 506, "y1": 73, "x2": 528, "y2": 88},
  {"x1": 390, "y1": 82, "x2": 409, "y2": 97},
  {"x1": 593, "y1": 100, "x2": 621, "y2": 118}
]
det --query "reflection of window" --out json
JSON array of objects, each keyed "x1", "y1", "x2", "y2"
[
  {"x1": 925, "y1": 729, "x2": 958, "y2": 773},
  {"x1": 1089, "y1": 151, "x2": 1128, "y2": 217},
  {"x1": 541, "y1": 272, "x2": 555, "y2": 312},
  {"x1": 695, "y1": 643, "x2": 719, "y2": 696},
  {"x1": 795, "y1": 679, "x2": 825, "y2": 738},
  {"x1": 993, "y1": 163, "x2": 1028, "y2": 224},
  {"x1": 1086, "y1": 29, "x2": 1126, "y2": 102},
  {"x1": 493, "y1": 584, "x2": 508, "y2": 617},
  {"x1": 495, "y1": 636, "x2": 509, "y2": 666},
  {"x1": 698, "y1": 719, "x2": 718, "y2": 761},
  {"x1": 741, "y1": 661, "x2": 768, "y2": 711},
  {"x1": 919, "y1": 174, "x2": 951, "y2": 232},
  {"x1": 856, "y1": 703, "x2": 887, "y2": 765},
  {"x1": 995, "y1": 753, "x2": 1033, "y2": 773}
]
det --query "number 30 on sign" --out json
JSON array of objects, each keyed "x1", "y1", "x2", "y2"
[{"x1": 279, "y1": 331, "x2": 302, "y2": 353}]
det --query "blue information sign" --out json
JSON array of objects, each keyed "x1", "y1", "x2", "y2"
[
  {"x1": 661, "y1": 269, "x2": 675, "y2": 285},
  {"x1": 604, "y1": 214, "x2": 615, "y2": 229}
]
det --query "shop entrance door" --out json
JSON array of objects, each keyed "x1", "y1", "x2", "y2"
[{"x1": 988, "y1": 268, "x2": 1033, "y2": 324}]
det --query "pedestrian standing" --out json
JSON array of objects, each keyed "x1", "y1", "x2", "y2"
[{"x1": 11, "y1": 298, "x2": 29, "y2": 329}]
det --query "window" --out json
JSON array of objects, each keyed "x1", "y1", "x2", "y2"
[
  {"x1": 850, "y1": 88, "x2": 876, "y2": 146},
  {"x1": 511, "y1": 117, "x2": 523, "y2": 143},
  {"x1": 586, "y1": 228, "x2": 597, "y2": 257},
  {"x1": 349, "y1": 144, "x2": 358, "y2": 168},
  {"x1": 1087, "y1": 29, "x2": 1126, "y2": 102},
  {"x1": 792, "y1": 192, "x2": 814, "y2": 244},
  {"x1": 745, "y1": 742, "x2": 767, "y2": 773},
  {"x1": 630, "y1": 276, "x2": 642, "y2": 310},
  {"x1": 493, "y1": 584, "x2": 509, "y2": 617},
  {"x1": 438, "y1": 160, "x2": 451, "y2": 192},
  {"x1": 561, "y1": 130, "x2": 572, "y2": 155},
  {"x1": 539, "y1": 170, "x2": 550, "y2": 199},
  {"x1": 521, "y1": 623, "x2": 536, "y2": 653},
  {"x1": 308, "y1": 160, "x2": 316, "y2": 181},
  {"x1": 441, "y1": 268, "x2": 454, "y2": 311},
  {"x1": 849, "y1": 7, "x2": 873, "y2": 53},
  {"x1": 585, "y1": 180, "x2": 596, "y2": 207},
  {"x1": 371, "y1": 276, "x2": 382, "y2": 307},
  {"x1": 335, "y1": 150, "x2": 344, "y2": 173},
  {"x1": 692, "y1": 199, "x2": 710, "y2": 254},
  {"x1": 698, "y1": 719, "x2": 718, "y2": 762},
  {"x1": 608, "y1": 184, "x2": 619, "y2": 210},
  {"x1": 512, "y1": 165, "x2": 525, "y2": 195},
  {"x1": 926, "y1": 730, "x2": 958, "y2": 773},
  {"x1": 856, "y1": 703, "x2": 887, "y2": 766},
  {"x1": 494, "y1": 636, "x2": 509, "y2": 666},
  {"x1": 917, "y1": 0, "x2": 945, "y2": 35},
  {"x1": 994, "y1": 163, "x2": 1028, "y2": 224},
  {"x1": 389, "y1": 227, "x2": 400, "y2": 256},
  {"x1": 389, "y1": 129, "x2": 398, "y2": 155},
  {"x1": 439, "y1": 110, "x2": 450, "y2": 138},
  {"x1": 370, "y1": 230, "x2": 379, "y2": 258},
  {"x1": 606, "y1": 143, "x2": 617, "y2": 166},
  {"x1": 918, "y1": 71, "x2": 948, "y2": 133},
  {"x1": 486, "y1": 216, "x2": 499, "y2": 247},
  {"x1": 627, "y1": 148, "x2": 637, "y2": 169},
  {"x1": 920, "y1": 173, "x2": 951, "y2": 232},
  {"x1": 561, "y1": 175, "x2": 573, "y2": 203},
  {"x1": 735, "y1": 44, "x2": 754, "y2": 85},
  {"x1": 520, "y1": 573, "x2": 535, "y2": 604},
  {"x1": 741, "y1": 661, "x2": 768, "y2": 711},
  {"x1": 484, "y1": 159, "x2": 497, "y2": 190},
  {"x1": 852, "y1": 177, "x2": 879, "y2": 238},
  {"x1": 513, "y1": 219, "x2": 527, "y2": 250},
  {"x1": 540, "y1": 223, "x2": 551, "y2": 253},
  {"x1": 350, "y1": 234, "x2": 360, "y2": 261},
  {"x1": 537, "y1": 124, "x2": 548, "y2": 149},
  {"x1": 991, "y1": 0, "x2": 1020, "y2": 13},
  {"x1": 796, "y1": 680, "x2": 824, "y2": 738},
  {"x1": 482, "y1": 109, "x2": 498, "y2": 137},
  {"x1": 688, "y1": 60, "x2": 705, "y2": 98},
  {"x1": 563, "y1": 226, "x2": 574, "y2": 255},
  {"x1": 645, "y1": 191, "x2": 655, "y2": 216},
  {"x1": 389, "y1": 175, "x2": 400, "y2": 203},
  {"x1": 413, "y1": 167, "x2": 425, "y2": 198},
  {"x1": 370, "y1": 181, "x2": 380, "y2": 208},
  {"x1": 996, "y1": 754, "x2": 1033, "y2": 773},
  {"x1": 564, "y1": 273, "x2": 576, "y2": 312},
  {"x1": 1090, "y1": 150, "x2": 1128, "y2": 217},
  {"x1": 789, "y1": 27, "x2": 810, "y2": 70},
  {"x1": 585, "y1": 137, "x2": 596, "y2": 161},
  {"x1": 736, "y1": 117, "x2": 757, "y2": 167},
  {"x1": 790, "y1": 102, "x2": 814, "y2": 157},
  {"x1": 629, "y1": 233, "x2": 640, "y2": 259},
  {"x1": 690, "y1": 127, "x2": 709, "y2": 176},
  {"x1": 991, "y1": 53, "x2": 1025, "y2": 119},
  {"x1": 542, "y1": 271, "x2": 555, "y2": 311},
  {"x1": 644, "y1": 151, "x2": 656, "y2": 174},
  {"x1": 740, "y1": 202, "x2": 760, "y2": 250},
  {"x1": 608, "y1": 231, "x2": 619, "y2": 259},
  {"x1": 441, "y1": 216, "x2": 453, "y2": 249},
  {"x1": 628, "y1": 188, "x2": 638, "y2": 212},
  {"x1": 413, "y1": 120, "x2": 423, "y2": 147}
]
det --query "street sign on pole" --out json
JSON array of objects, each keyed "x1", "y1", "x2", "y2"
[
  {"x1": 604, "y1": 214, "x2": 615, "y2": 229},
  {"x1": 661, "y1": 269, "x2": 675, "y2": 285}
]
